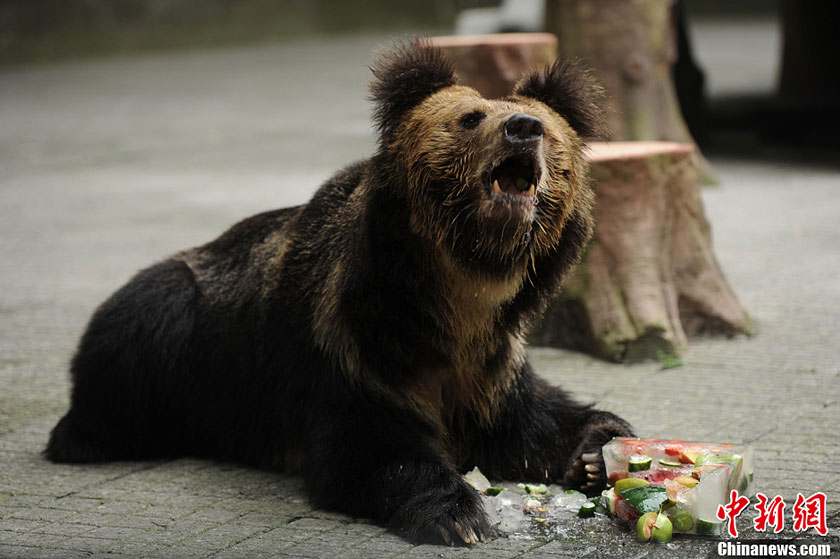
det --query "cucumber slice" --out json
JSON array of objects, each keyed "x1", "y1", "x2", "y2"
[
  {"x1": 518, "y1": 483, "x2": 548, "y2": 495},
  {"x1": 485, "y1": 487, "x2": 505, "y2": 496},
  {"x1": 696, "y1": 519, "x2": 723, "y2": 536},
  {"x1": 602, "y1": 488, "x2": 619, "y2": 515},
  {"x1": 578, "y1": 501, "x2": 597, "y2": 518},
  {"x1": 658, "y1": 458, "x2": 682, "y2": 468},
  {"x1": 629, "y1": 454, "x2": 652, "y2": 472},
  {"x1": 672, "y1": 509, "x2": 694, "y2": 532}
]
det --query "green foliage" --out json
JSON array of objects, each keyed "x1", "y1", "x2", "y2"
[{"x1": 656, "y1": 350, "x2": 683, "y2": 370}]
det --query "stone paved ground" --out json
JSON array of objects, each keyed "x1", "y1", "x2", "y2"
[{"x1": 1, "y1": 28, "x2": 839, "y2": 559}]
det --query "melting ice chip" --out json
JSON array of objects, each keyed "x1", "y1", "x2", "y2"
[
  {"x1": 484, "y1": 490, "x2": 529, "y2": 533},
  {"x1": 550, "y1": 490, "x2": 589, "y2": 512},
  {"x1": 463, "y1": 466, "x2": 491, "y2": 493}
]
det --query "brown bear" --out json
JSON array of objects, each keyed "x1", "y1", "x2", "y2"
[{"x1": 46, "y1": 40, "x2": 633, "y2": 545}]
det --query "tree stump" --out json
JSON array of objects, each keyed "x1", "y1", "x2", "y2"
[
  {"x1": 430, "y1": 33, "x2": 557, "y2": 99},
  {"x1": 530, "y1": 142, "x2": 751, "y2": 362},
  {"x1": 544, "y1": 0, "x2": 716, "y2": 183}
]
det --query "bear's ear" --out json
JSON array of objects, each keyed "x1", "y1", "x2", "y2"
[
  {"x1": 369, "y1": 39, "x2": 457, "y2": 141},
  {"x1": 514, "y1": 59, "x2": 609, "y2": 140}
]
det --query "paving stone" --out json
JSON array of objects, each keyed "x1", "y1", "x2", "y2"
[
  {"x1": 234, "y1": 511, "x2": 293, "y2": 527},
  {"x1": 179, "y1": 523, "x2": 268, "y2": 550},
  {"x1": 210, "y1": 536, "x2": 300, "y2": 559},
  {"x1": 61, "y1": 511, "x2": 126, "y2": 527},
  {"x1": 83, "y1": 525, "x2": 151, "y2": 541},
  {"x1": 8, "y1": 507, "x2": 77, "y2": 523},
  {"x1": 89, "y1": 501, "x2": 150, "y2": 517},
  {"x1": 1, "y1": 532, "x2": 70, "y2": 549},
  {"x1": 285, "y1": 517, "x2": 341, "y2": 533},
  {"x1": 37, "y1": 549, "x2": 105, "y2": 559},
  {"x1": 0, "y1": 545, "x2": 29, "y2": 558},
  {"x1": 58, "y1": 536, "x2": 123, "y2": 554},
  {"x1": 132, "y1": 502, "x2": 197, "y2": 520},
  {"x1": 0, "y1": 518, "x2": 46, "y2": 533},
  {"x1": 31, "y1": 522, "x2": 97, "y2": 538},
  {"x1": 144, "y1": 543, "x2": 218, "y2": 559},
  {"x1": 106, "y1": 515, "x2": 179, "y2": 531},
  {"x1": 39, "y1": 496, "x2": 101, "y2": 513},
  {"x1": 182, "y1": 506, "x2": 247, "y2": 525},
  {"x1": 0, "y1": 506, "x2": 29, "y2": 521}
]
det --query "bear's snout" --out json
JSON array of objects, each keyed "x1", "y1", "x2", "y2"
[{"x1": 503, "y1": 113, "x2": 544, "y2": 145}]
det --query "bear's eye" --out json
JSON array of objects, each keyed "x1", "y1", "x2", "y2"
[{"x1": 459, "y1": 111, "x2": 485, "y2": 130}]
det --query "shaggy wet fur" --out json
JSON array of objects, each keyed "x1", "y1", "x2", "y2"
[{"x1": 46, "y1": 40, "x2": 633, "y2": 545}]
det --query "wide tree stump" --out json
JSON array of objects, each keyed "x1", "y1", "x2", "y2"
[
  {"x1": 430, "y1": 33, "x2": 557, "y2": 99},
  {"x1": 531, "y1": 142, "x2": 751, "y2": 362}
]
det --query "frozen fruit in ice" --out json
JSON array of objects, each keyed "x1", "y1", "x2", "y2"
[
  {"x1": 614, "y1": 477, "x2": 649, "y2": 496},
  {"x1": 637, "y1": 512, "x2": 657, "y2": 542},
  {"x1": 652, "y1": 513, "x2": 673, "y2": 543}
]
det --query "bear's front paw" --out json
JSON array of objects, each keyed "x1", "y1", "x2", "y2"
[
  {"x1": 390, "y1": 478, "x2": 492, "y2": 545},
  {"x1": 563, "y1": 412, "x2": 633, "y2": 496}
]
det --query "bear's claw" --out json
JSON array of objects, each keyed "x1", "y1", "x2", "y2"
[
  {"x1": 564, "y1": 448, "x2": 607, "y2": 495},
  {"x1": 390, "y1": 475, "x2": 492, "y2": 545},
  {"x1": 563, "y1": 414, "x2": 634, "y2": 495}
]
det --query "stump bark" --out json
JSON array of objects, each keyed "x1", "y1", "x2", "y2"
[
  {"x1": 430, "y1": 33, "x2": 557, "y2": 99},
  {"x1": 544, "y1": 0, "x2": 716, "y2": 183},
  {"x1": 530, "y1": 142, "x2": 751, "y2": 362}
]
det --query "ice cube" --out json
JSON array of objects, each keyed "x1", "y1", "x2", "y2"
[
  {"x1": 693, "y1": 463, "x2": 728, "y2": 523},
  {"x1": 550, "y1": 490, "x2": 589, "y2": 512},
  {"x1": 463, "y1": 466, "x2": 491, "y2": 493},
  {"x1": 483, "y1": 490, "x2": 528, "y2": 533}
]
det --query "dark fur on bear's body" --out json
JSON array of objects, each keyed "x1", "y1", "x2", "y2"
[{"x1": 47, "y1": 41, "x2": 633, "y2": 544}]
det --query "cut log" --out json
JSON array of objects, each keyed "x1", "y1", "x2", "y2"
[
  {"x1": 530, "y1": 141, "x2": 752, "y2": 362},
  {"x1": 430, "y1": 33, "x2": 557, "y2": 99},
  {"x1": 544, "y1": 0, "x2": 716, "y2": 183}
]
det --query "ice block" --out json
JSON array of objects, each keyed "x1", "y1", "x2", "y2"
[{"x1": 600, "y1": 438, "x2": 755, "y2": 537}]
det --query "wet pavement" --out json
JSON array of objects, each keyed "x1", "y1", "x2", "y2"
[{"x1": 1, "y1": 28, "x2": 838, "y2": 559}]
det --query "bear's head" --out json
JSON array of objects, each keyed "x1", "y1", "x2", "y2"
[{"x1": 369, "y1": 40, "x2": 605, "y2": 281}]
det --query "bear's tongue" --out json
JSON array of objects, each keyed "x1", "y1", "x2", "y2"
[
  {"x1": 491, "y1": 159, "x2": 536, "y2": 198},
  {"x1": 492, "y1": 174, "x2": 533, "y2": 197}
]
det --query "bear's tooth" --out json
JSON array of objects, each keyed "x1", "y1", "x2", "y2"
[{"x1": 492, "y1": 179, "x2": 502, "y2": 195}]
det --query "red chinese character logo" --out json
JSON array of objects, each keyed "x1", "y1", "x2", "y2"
[
  {"x1": 792, "y1": 492, "x2": 827, "y2": 536},
  {"x1": 717, "y1": 489, "x2": 750, "y2": 537},
  {"x1": 753, "y1": 493, "x2": 785, "y2": 533}
]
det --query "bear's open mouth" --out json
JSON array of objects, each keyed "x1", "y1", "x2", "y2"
[{"x1": 489, "y1": 154, "x2": 538, "y2": 199}]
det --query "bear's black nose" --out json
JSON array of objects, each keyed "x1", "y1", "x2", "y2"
[{"x1": 503, "y1": 113, "x2": 544, "y2": 144}]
